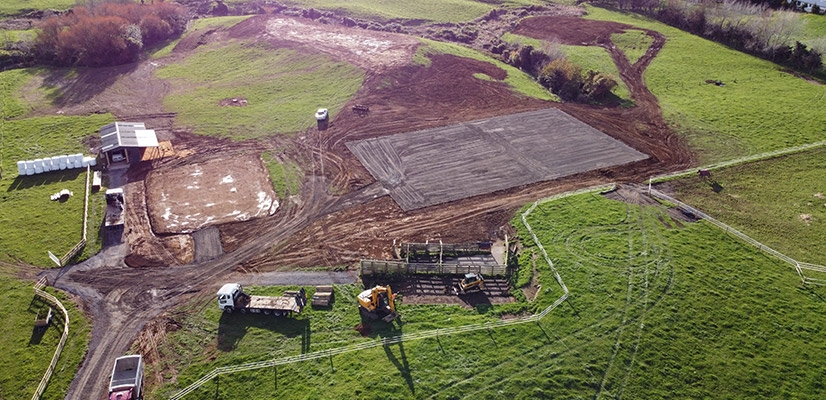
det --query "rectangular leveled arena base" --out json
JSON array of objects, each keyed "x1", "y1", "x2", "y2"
[{"x1": 346, "y1": 108, "x2": 648, "y2": 211}]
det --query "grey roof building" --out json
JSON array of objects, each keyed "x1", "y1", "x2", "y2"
[{"x1": 100, "y1": 122, "x2": 159, "y2": 165}]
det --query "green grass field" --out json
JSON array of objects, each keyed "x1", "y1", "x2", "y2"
[
  {"x1": 669, "y1": 147, "x2": 826, "y2": 266},
  {"x1": 0, "y1": 273, "x2": 91, "y2": 400},
  {"x1": 585, "y1": 6, "x2": 826, "y2": 164},
  {"x1": 149, "y1": 192, "x2": 826, "y2": 399},
  {"x1": 262, "y1": 151, "x2": 303, "y2": 199},
  {"x1": 156, "y1": 41, "x2": 364, "y2": 139},
  {"x1": 1, "y1": 111, "x2": 112, "y2": 266}
]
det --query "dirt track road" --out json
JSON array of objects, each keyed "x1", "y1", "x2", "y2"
[{"x1": 33, "y1": 11, "x2": 694, "y2": 400}]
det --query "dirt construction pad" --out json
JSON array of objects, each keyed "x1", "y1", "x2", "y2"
[
  {"x1": 346, "y1": 108, "x2": 649, "y2": 211},
  {"x1": 145, "y1": 154, "x2": 278, "y2": 234}
]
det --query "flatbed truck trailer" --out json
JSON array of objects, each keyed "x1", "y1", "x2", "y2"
[{"x1": 217, "y1": 283, "x2": 306, "y2": 316}]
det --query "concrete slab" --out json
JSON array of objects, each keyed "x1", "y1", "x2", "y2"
[{"x1": 347, "y1": 108, "x2": 649, "y2": 211}]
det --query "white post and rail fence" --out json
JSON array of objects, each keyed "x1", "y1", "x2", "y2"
[{"x1": 31, "y1": 277, "x2": 70, "y2": 400}]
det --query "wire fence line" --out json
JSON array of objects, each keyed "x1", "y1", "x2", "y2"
[
  {"x1": 169, "y1": 177, "x2": 826, "y2": 398},
  {"x1": 649, "y1": 189, "x2": 826, "y2": 286},
  {"x1": 32, "y1": 277, "x2": 71, "y2": 400},
  {"x1": 651, "y1": 140, "x2": 826, "y2": 183},
  {"x1": 168, "y1": 185, "x2": 613, "y2": 400}
]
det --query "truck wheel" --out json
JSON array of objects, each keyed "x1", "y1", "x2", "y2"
[
  {"x1": 225, "y1": 307, "x2": 234, "y2": 314},
  {"x1": 240, "y1": 308, "x2": 247, "y2": 314}
]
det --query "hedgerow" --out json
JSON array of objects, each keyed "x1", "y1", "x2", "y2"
[{"x1": 35, "y1": 2, "x2": 188, "y2": 67}]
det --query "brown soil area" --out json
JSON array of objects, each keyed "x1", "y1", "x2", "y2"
[
  {"x1": 145, "y1": 154, "x2": 278, "y2": 234},
  {"x1": 36, "y1": 11, "x2": 696, "y2": 400}
]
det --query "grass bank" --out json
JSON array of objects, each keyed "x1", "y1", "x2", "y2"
[
  {"x1": 585, "y1": 6, "x2": 826, "y2": 163},
  {"x1": 156, "y1": 41, "x2": 364, "y2": 139},
  {"x1": 0, "y1": 0, "x2": 74, "y2": 17},
  {"x1": 262, "y1": 151, "x2": 303, "y2": 199}
]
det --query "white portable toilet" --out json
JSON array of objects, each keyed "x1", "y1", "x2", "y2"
[
  {"x1": 58, "y1": 155, "x2": 68, "y2": 168},
  {"x1": 17, "y1": 161, "x2": 26, "y2": 175},
  {"x1": 87, "y1": 156, "x2": 97, "y2": 167},
  {"x1": 51, "y1": 156, "x2": 61, "y2": 169},
  {"x1": 42, "y1": 158, "x2": 52, "y2": 172},
  {"x1": 33, "y1": 159, "x2": 43, "y2": 174}
]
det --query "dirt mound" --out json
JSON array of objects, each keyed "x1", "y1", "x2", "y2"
[
  {"x1": 513, "y1": 16, "x2": 633, "y2": 45},
  {"x1": 219, "y1": 97, "x2": 248, "y2": 106}
]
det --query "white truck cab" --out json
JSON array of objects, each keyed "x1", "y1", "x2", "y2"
[{"x1": 217, "y1": 283, "x2": 242, "y2": 312}]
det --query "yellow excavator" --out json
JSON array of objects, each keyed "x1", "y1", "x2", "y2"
[
  {"x1": 453, "y1": 273, "x2": 484, "y2": 295},
  {"x1": 357, "y1": 285, "x2": 399, "y2": 322}
]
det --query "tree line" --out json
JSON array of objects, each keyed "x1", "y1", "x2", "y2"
[
  {"x1": 35, "y1": 2, "x2": 188, "y2": 67},
  {"x1": 605, "y1": 0, "x2": 823, "y2": 74}
]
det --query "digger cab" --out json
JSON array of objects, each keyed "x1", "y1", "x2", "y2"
[{"x1": 457, "y1": 273, "x2": 484, "y2": 293}]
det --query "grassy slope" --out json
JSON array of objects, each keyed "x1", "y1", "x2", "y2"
[
  {"x1": 585, "y1": 6, "x2": 826, "y2": 163},
  {"x1": 500, "y1": 32, "x2": 631, "y2": 101},
  {"x1": 262, "y1": 151, "x2": 303, "y2": 199},
  {"x1": 0, "y1": 0, "x2": 74, "y2": 17},
  {"x1": 611, "y1": 29, "x2": 653, "y2": 64},
  {"x1": 670, "y1": 147, "x2": 826, "y2": 266},
  {"x1": 1, "y1": 69, "x2": 111, "y2": 266},
  {"x1": 156, "y1": 41, "x2": 364, "y2": 139},
  {"x1": 151, "y1": 16, "x2": 254, "y2": 59},
  {"x1": 416, "y1": 38, "x2": 556, "y2": 101},
  {"x1": 0, "y1": 274, "x2": 91, "y2": 400},
  {"x1": 155, "y1": 193, "x2": 826, "y2": 399}
]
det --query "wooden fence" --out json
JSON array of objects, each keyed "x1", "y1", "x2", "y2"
[
  {"x1": 31, "y1": 277, "x2": 70, "y2": 400},
  {"x1": 360, "y1": 259, "x2": 507, "y2": 276},
  {"x1": 400, "y1": 242, "x2": 492, "y2": 260}
]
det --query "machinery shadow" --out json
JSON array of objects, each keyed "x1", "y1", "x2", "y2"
[
  {"x1": 363, "y1": 275, "x2": 506, "y2": 312},
  {"x1": 383, "y1": 341, "x2": 415, "y2": 395},
  {"x1": 217, "y1": 313, "x2": 310, "y2": 353}
]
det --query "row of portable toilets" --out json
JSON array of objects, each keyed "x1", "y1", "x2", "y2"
[{"x1": 17, "y1": 154, "x2": 97, "y2": 176}]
